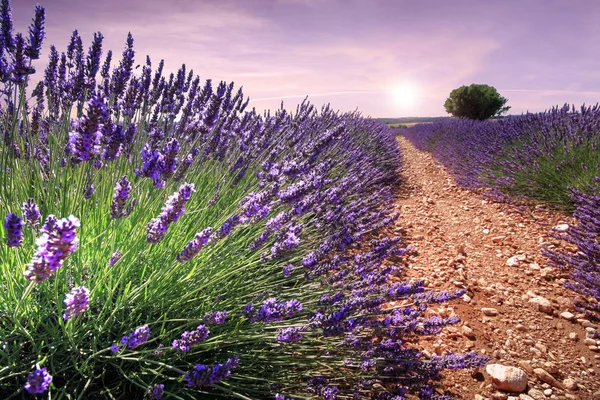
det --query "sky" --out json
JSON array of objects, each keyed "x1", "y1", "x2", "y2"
[{"x1": 10, "y1": 0, "x2": 600, "y2": 117}]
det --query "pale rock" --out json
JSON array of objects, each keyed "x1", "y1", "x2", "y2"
[
  {"x1": 528, "y1": 296, "x2": 553, "y2": 314},
  {"x1": 568, "y1": 332, "x2": 578, "y2": 341},
  {"x1": 492, "y1": 236, "x2": 506, "y2": 243},
  {"x1": 518, "y1": 360, "x2": 534, "y2": 375},
  {"x1": 482, "y1": 307, "x2": 499, "y2": 316},
  {"x1": 526, "y1": 389, "x2": 545, "y2": 400},
  {"x1": 543, "y1": 389, "x2": 552, "y2": 396},
  {"x1": 506, "y1": 256, "x2": 520, "y2": 267},
  {"x1": 486, "y1": 364, "x2": 528, "y2": 392},
  {"x1": 515, "y1": 324, "x2": 527, "y2": 332},
  {"x1": 542, "y1": 362, "x2": 558, "y2": 374},
  {"x1": 560, "y1": 311, "x2": 575, "y2": 321},
  {"x1": 462, "y1": 325, "x2": 476, "y2": 339},
  {"x1": 562, "y1": 378, "x2": 577, "y2": 390},
  {"x1": 533, "y1": 368, "x2": 566, "y2": 390},
  {"x1": 529, "y1": 263, "x2": 540, "y2": 270},
  {"x1": 518, "y1": 395, "x2": 534, "y2": 400},
  {"x1": 491, "y1": 392, "x2": 508, "y2": 400},
  {"x1": 552, "y1": 224, "x2": 569, "y2": 232}
]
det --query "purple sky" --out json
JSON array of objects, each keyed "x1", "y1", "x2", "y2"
[{"x1": 11, "y1": 0, "x2": 600, "y2": 117}]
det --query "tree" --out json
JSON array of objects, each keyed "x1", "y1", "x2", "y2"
[{"x1": 444, "y1": 84, "x2": 510, "y2": 120}]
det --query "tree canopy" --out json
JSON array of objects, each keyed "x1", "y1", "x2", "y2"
[{"x1": 444, "y1": 84, "x2": 510, "y2": 120}]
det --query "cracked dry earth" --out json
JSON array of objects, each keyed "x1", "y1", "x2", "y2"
[{"x1": 390, "y1": 136, "x2": 600, "y2": 400}]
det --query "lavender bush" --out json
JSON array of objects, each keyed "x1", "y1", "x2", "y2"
[
  {"x1": 402, "y1": 107, "x2": 600, "y2": 207},
  {"x1": 0, "y1": 1, "x2": 486, "y2": 398}
]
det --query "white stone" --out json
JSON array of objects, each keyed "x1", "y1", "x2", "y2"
[
  {"x1": 506, "y1": 256, "x2": 520, "y2": 267},
  {"x1": 528, "y1": 296, "x2": 553, "y2": 314},
  {"x1": 553, "y1": 224, "x2": 569, "y2": 232},
  {"x1": 560, "y1": 311, "x2": 575, "y2": 321},
  {"x1": 482, "y1": 307, "x2": 499, "y2": 316},
  {"x1": 486, "y1": 364, "x2": 528, "y2": 392}
]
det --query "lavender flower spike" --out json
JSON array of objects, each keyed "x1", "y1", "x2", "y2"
[
  {"x1": 63, "y1": 286, "x2": 90, "y2": 320},
  {"x1": 121, "y1": 324, "x2": 150, "y2": 349},
  {"x1": 111, "y1": 175, "x2": 132, "y2": 219},
  {"x1": 177, "y1": 227, "x2": 212, "y2": 262},
  {"x1": 184, "y1": 357, "x2": 240, "y2": 388},
  {"x1": 24, "y1": 366, "x2": 52, "y2": 394},
  {"x1": 22, "y1": 198, "x2": 41, "y2": 228},
  {"x1": 24, "y1": 215, "x2": 80, "y2": 283},
  {"x1": 68, "y1": 96, "x2": 108, "y2": 163},
  {"x1": 148, "y1": 384, "x2": 165, "y2": 400},
  {"x1": 146, "y1": 183, "x2": 195, "y2": 243},
  {"x1": 108, "y1": 249, "x2": 122, "y2": 266},
  {"x1": 4, "y1": 213, "x2": 24, "y2": 247},
  {"x1": 172, "y1": 324, "x2": 209, "y2": 352}
]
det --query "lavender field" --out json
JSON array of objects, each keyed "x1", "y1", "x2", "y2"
[{"x1": 0, "y1": 1, "x2": 492, "y2": 398}]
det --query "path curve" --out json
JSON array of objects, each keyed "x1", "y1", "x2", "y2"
[{"x1": 393, "y1": 135, "x2": 600, "y2": 399}]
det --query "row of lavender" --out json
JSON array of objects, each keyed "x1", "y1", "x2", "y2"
[
  {"x1": 402, "y1": 108, "x2": 600, "y2": 321},
  {"x1": 0, "y1": 1, "x2": 485, "y2": 398}
]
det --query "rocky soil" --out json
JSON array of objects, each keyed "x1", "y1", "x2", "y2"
[{"x1": 392, "y1": 136, "x2": 600, "y2": 399}]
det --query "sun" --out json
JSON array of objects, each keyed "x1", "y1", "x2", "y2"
[{"x1": 392, "y1": 83, "x2": 419, "y2": 108}]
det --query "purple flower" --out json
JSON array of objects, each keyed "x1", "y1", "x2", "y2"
[
  {"x1": 69, "y1": 96, "x2": 108, "y2": 162},
  {"x1": 22, "y1": 198, "x2": 41, "y2": 228},
  {"x1": 111, "y1": 176, "x2": 132, "y2": 219},
  {"x1": 203, "y1": 310, "x2": 228, "y2": 324},
  {"x1": 25, "y1": 5, "x2": 45, "y2": 60},
  {"x1": 10, "y1": 33, "x2": 35, "y2": 83},
  {"x1": 244, "y1": 297, "x2": 303, "y2": 323},
  {"x1": 84, "y1": 183, "x2": 95, "y2": 199},
  {"x1": 146, "y1": 183, "x2": 195, "y2": 243},
  {"x1": 277, "y1": 326, "x2": 306, "y2": 343},
  {"x1": 63, "y1": 286, "x2": 90, "y2": 320},
  {"x1": 136, "y1": 143, "x2": 165, "y2": 188},
  {"x1": 283, "y1": 263, "x2": 293, "y2": 277},
  {"x1": 172, "y1": 324, "x2": 209, "y2": 352},
  {"x1": 177, "y1": 227, "x2": 212, "y2": 262},
  {"x1": 24, "y1": 215, "x2": 80, "y2": 283},
  {"x1": 122, "y1": 324, "x2": 150, "y2": 349},
  {"x1": 110, "y1": 343, "x2": 119, "y2": 353},
  {"x1": 4, "y1": 213, "x2": 24, "y2": 247},
  {"x1": 24, "y1": 366, "x2": 52, "y2": 394},
  {"x1": 108, "y1": 249, "x2": 122, "y2": 266},
  {"x1": 183, "y1": 356, "x2": 240, "y2": 388},
  {"x1": 161, "y1": 138, "x2": 179, "y2": 179},
  {"x1": 148, "y1": 383, "x2": 164, "y2": 400}
]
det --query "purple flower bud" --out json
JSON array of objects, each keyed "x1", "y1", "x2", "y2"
[
  {"x1": 177, "y1": 227, "x2": 212, "y2": 262},
  {"x1": 108, "y1": 249, "x2": 122, "y2": 266},
  {"x1": 22, "y1": 198, "x2": 41, "y2": 228},
  {"x1": 24, "y1": 215, "x2": 80, "y2": 283},
  {"x1": 24, "y1": 367, "x2": 52, "y2": 394},
  {"x1": 203, "y1": 310, "x2": 227, "y2": 324},
  {"x1": 172, "y1": 324, "x2": 209, "y2": 352},
  {"x1": 184, "y1": 357, "x2": 240, "y2": 388},
  {"x1": 69, "y1": 96, "x2": 108, "y2": 163},
  {"x1": 4, "y1": 213, "x2": 24, "y2": 247},
  {"x1": 146, "y1": 183, "x2": 195, "y2": 243},
  {"x1": 148, "y1": 383, "x2": 164, "y2": 400},
  {"x1": 111, "y1": 176, "x2": 132, "y2": 219},
  {"x1": 63, "y1": 286, "x2": 90, "y2": 320},
  {"x1": 122, "y1": 324, "x2": 150, "y2": 349}
]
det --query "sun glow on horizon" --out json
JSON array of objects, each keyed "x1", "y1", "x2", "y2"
[{"x1": 391, "y1": 82, "x2": 419, "y2": 110}]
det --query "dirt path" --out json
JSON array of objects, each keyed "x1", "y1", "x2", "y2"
[{"x1": 392, "y1": 136, "x2": 600, "y2": 400}]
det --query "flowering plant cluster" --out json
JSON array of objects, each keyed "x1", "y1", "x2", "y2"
[{"x1": 0, "y1": 1, "x2": 485, "y2": 398}]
